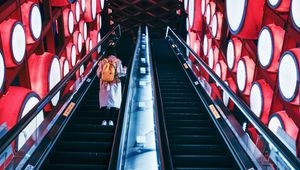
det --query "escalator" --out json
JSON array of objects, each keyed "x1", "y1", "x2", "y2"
[
  {"x1": 41, "y1": 78, "x2": 115, "y2": 169},
  {"x1": 152, "y1": 39, "x2": 239, "y2": 169}
]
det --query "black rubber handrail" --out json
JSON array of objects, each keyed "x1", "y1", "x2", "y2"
[
  {"x1": 165, "y1": 26, "x2": 300, "y2": 168},
  {"x1": 0, "y1": 25, "x2": 121, "y2": 155}
]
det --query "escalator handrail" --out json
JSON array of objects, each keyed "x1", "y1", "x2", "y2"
[
  {"x1": 0, "y1": 25, "x2": 121, "y2": 155},
  {"x1": 108, "y1": 28, "x2": 137, "y2": 169},
  {"x1": 165, "y1": 26, "x2": 300, "y2": 168}
]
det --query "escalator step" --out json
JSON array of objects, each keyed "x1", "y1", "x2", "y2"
[
  {"x1": 44, "y1": 163, "x2": 107, "y2": 170},
  {"x1": 56, "y1": 141, "x2": 112, "y2": 152},
  {"x1": 164, "y1": 107, "x2": 205, "y2": 113},
  {"x1": 166, "y1": 120, "x2": 212, "y2": 127},
  {"x1": 172, "y1": 155, "x2": 234, "y2": 168},
  {"x1": 63, "y1": 132, "x2": 114, "y2": 142},
  {"x1": 169, "y1": 135, "x2": 221, "y2": 144},
  {"x1": 167, "y1": 127, "x2": 217, "y2": 135},
  {"x1": 171, "y1": 144, "x2": 226, "y2": 155},
  {"x1": 49, "y1": 151, "x2": 109, "y2": 164},
  {"x1": 67, "y1": 124, "x2": 115, "y2": 133},
  {"x1": 163, "y1": 101, "x2": 201, "y2": 107}
]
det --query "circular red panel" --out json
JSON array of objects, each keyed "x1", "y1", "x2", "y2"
[
  {"x1": 278, "y1": 49, "x2": 300, "y2": 104},
  {"x1": 257, "y1": 24, "x2": 285, "y2": 72},
  {"x1": 0, "y1": 19, "x2": 26, "y2": 67},
  {"x1": 21, "y1": 2, "x2": 42, "y2": 44}
]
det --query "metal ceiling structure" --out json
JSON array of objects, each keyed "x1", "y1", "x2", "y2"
[{"x1": 107, "y1": 0, "x2": 182, "y2": 38}]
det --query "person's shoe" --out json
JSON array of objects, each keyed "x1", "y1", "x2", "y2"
[
  {"x1": 108, "y1": 120, "x2": 114, "y2": 126},
  {"x1": 101, "y1": 120, "x2": 107, "y2": 126}
]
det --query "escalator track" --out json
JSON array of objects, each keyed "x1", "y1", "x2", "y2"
[
  {"x1": 153, "y1": 40, "x2": 239, "y2": 169},
  {"x1": 41, "y1": 79, "x2": 116, "y2": 170}
]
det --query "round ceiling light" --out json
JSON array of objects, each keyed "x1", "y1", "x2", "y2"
[
  {"x1": 291, "y1": 0, "x2": 300, "y2": 32},
  {"x1": 257, "y1": 24, "x2": 285, "y2": 72},
  {"x1": 226, "y1": 0, "x2": 265, "y2": 39},
  {"x1": 278, "y1": 49, "x2": 300, "y2": 104},
  {"x1": 236, "y1": 56, "x2": 255, "y2": 95},
  {"x1": 226, "y1": 38, "x2": 242, "y2": 72}
]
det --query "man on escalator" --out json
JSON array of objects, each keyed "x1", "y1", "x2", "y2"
[{"x1": 96, "y1": 44, "x2": 126, "y2": 126}]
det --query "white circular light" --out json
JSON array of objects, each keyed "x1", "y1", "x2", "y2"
[
  {"x1": 269, "y1": 0, "x2": 280, "y2": 6},
  {"x1": 189, "y1": 0, "x2": 195, "y2": 28},
  {"x1": 193, "y1": 42, "x2": 198, "y2": 54},
  {"x1": 71, "y1": 45, "x2": 76, "y2": 66},
  {"x1": 97, "y1": 32, "x2": 101, "y2": 53},
  {"x1": 201, "y1": 0, "x2": 206, "y2": 15},
  {"x1": 81, "y1": 0, "x2": 86, "y2": 12},
  {"x1": 237, "y1": 59, "x2": 247, "y2": 92},
  {"x1": 212, "y1": 13, "x2": 218, "y2": 37},
  {"x1": 215, "y1": 63, "x2": 221, "y2": 77},
  {"x1": 186, "y1": 34, "x2": 190, "y2": 57},
  {"x1": 12, "y1": 23, "x2": 26, "y2": 63},
  {"x1": 68, "y1": 11, "x2": 74, "y2": 35},
  {"x1": 99, "y1": 15, "x2": 102, "y2": 29},
  {"x1": 18, "y1": 95, "x2": 44, "y2": 150},
  {"x1": 63, "y1": 60, "x2": 69, "y2": 76},
  {"x1": 0, "y1": 52, "x2": 5, "y2": 91},
  {"x1": 227, "y1": 40, "x2": 235, "y2": 70},
  {"x1": 291, "y1": 0, "x2": 300, "y2": 31},
  {"x1": 75, "y1": 2, "x2": 81, "y2": 22},
  {"x1": 92, "y1": 0, "x2": 97, "y2": 20},
  {"x1": 184, "y1": 0, "x2": 189, "y2": 11},
  {"x1": 30, "y1": 5, "x2": 42, "y2": 40},
  {"x1": 223, "y1": 81, "x2": 230, "y2": 106},
  {"x1": 268, "y1": 115, "x2": 283, "y2": 136},
  {"x1": 83, "y1": 22, "x2": 87, "y2": 40},
  {"x1": 80, "y1": 65, "x2": 84, "y2": 75},
  {"x1": 78, "y1": 32, "x2": 83, "y2": 53},
  {"x1": 208, "y1": 48, "x2": 214, "y2": 69},
  {"x1": 89, "y1": 39, "x2": 93, "y2": 51},
  {"x1": 49, "y1": 57, "x2": 61, "y2": 106},
  {"x1": 258, "y1": 27, "x2": 273, "y2": 68},
  {"x1": 186, "y1": 17, "x2": 189, "y2": 31},
  {"x1": 278, "y1": 52, "x2": 298, "y2": 100},
  {"x1": 205, "y1": 3, "x2": 211, "y2": 25},
  {"x1": 250, "y1": 83, "x2": 263, "y2": 118},
  {"x1": 203, "y1": 34, "x2": 208, "y2": 56},
  {"x1": 226, "y1": 0, "x2": 246, "y2": 33},
  {"x1": 101, "y1": 0, "x2": 105, "y2": 10}
]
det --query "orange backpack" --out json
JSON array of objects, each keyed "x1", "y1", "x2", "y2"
[{"x1": 101, "y1": 58, "x2": 116, "y2": 82}]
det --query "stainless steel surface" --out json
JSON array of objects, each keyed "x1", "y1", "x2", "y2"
[{"x1": 117, "y1": 27, "x2": 160, "y2": 170}]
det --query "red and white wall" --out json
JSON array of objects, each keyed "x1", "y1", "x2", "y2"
[
  {"x1": 182, "y1": 0, "x2": 300, "y2": 158},
  {"x1": 0, "y1": 0, "x2": 105, "y2": 167}
]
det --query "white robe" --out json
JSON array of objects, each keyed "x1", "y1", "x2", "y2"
[{"x1": 96, "y1": 55, "x2": 124, "y2": 109}]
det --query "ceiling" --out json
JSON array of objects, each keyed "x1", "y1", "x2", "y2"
[{"x1": 107, "y1": 0, "x2": 183, "y2": 38}]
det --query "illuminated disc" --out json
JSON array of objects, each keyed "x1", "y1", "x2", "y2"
[
  {"x1": 12, "y1": 23, "x2": 26, "y2": 63},
  {"x1": 278, "y1": 52, "x2": 298, "y2": 101},
  {"x1": 291, "y1": 0, "x2": 300, "y2": 31},
  {"x1": 49, "y1": 57, "x2": 61, "y2": 106},
  {"x1": 226, "y1": 40, "x2": 235, "y2": 70},
  {"x1": 30, "y1": 4, "x2": 42, "y2": 40},
  {"x1": 258, "y1": 27, "x2": 273, "y2": 68},
  {"x1": 250, "y1": 83, "x2": 263, "y2": 118},
  {"x1": 226, "y1": 0, "x2": 246, "y2": 33},
  {"x1": 237, "y1": 59, "x2": 247, "y2": 92}
]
